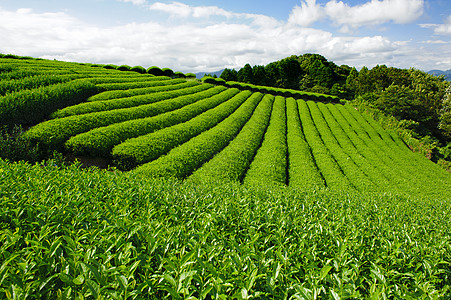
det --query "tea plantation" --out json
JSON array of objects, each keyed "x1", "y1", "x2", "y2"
[{"x1": 1, "y1": 56, "x2": 450, "y2": 299}]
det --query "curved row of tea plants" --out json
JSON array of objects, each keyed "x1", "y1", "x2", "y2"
[{"x1": 188, "y1": 94, "x2": 274, "y2": 183}]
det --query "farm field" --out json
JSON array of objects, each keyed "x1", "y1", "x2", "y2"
[{"x1": 1, "y1": 56, "x2": 451, "y2": 298}]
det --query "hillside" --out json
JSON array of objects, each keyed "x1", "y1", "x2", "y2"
[
  {"x1": 222, "y1": 54, "x2": 451, "y2": 168},
  {"x1": 1, "y1": 55, "x2": 451, "y2": 298}
]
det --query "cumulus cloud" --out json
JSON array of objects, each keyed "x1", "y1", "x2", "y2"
[
  {"x1": 288, "y1": 0, "x2": 424, "y2": 29},
  {"x1": 148, "y1": 2, "x2": 233, "y2": 19},
  {"x1": 288, "y1": 0, "x2": 324, "y2": 27},
  {"x1": 420, "y1": 15, "x2": 451, "y2": 35},
  {"x1": 0, "y1": 4, "x2": 447, "y2": 72}
]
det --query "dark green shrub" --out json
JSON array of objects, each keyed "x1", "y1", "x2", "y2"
[
  {"x1": 130, "y1": 66, "x2": 146, "y2": 74},
  {"x1": 3, "y1": 54, "x2": 19, "y2": 59},
  {"x1": 162, "y1": 68, "x2": 174, "y2": 77},
  {"x1": 202, "y1": 76, "x2": 216, "y2": 84},
  {"x1": 147, "y1": 66, "x2": 164, "y2": 76},
  {"x1": 174, "y1": 72, "x2": 185, "y2": 78},
  {"x1": 185, "y1": 73, "x2": 196, "y2": 78},
  {"x1": 103, "y1": 64, "x2": 118, "y2": 70},
  {"x1": 117, "y1": 65, "x2": 131, "y2": 71}
]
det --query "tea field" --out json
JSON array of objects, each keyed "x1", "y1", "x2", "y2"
[{"x1": 1, "y1": 56, "x2": 450, "y2": 299}]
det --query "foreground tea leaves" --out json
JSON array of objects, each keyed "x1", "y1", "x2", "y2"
[{"x1": 0, "y1": 159, "x2": 450, "y2": 299}]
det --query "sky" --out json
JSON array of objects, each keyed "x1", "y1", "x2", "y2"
[{"x1": 0, "y1": 0, "x2": 450, "y2": 73}]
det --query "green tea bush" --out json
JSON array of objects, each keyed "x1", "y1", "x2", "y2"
[
  {"x1": 1, "y1": 159, "x2": 450, "y2": 298},
  {"x1": 134, "y1": 92, "x2": 264, "y2": 179},
  {"x1": 130, "y1": 66, "x2": 146, "y2": 74},
  {"x1": 117, "y1": 65, "x2": 131, "y2": 71},
  {"x1": 24, "y1": 85, "x2": 215, "y2": 150},
  {"x1": 97, "y1": 77, "x2": 172, "y2": 91},
  {"x1": 207, "y1": 78, "x2": 340, "y2": 102},
  {"x1": 298, "y1": 100, "x2": 353, "y2": 191},
  {"x1": 307, "y1": 101, "x2": 375, "y2": 192},
  {"x1": 188, "y1": 94, "x2": 274, "y2": 183},
  {"x1": 147, "y1": 66, "x2": 164, "y2": 76},
  {"x1": 86, "y1": 80, "x2": 198, "y2": 102},
  {"x1": 0, "y1": 79, "x2": 99, "y2": 126},
  {"x1": 103, "y1": 64, "x2": 118, "y2": 69},
  {"x1": 52, "y1": 83, "x2": 211, "y2": 118},
  {"x1": 0, "y1": 74, "x2": 83, "y2": 96},
  {"x1": 65, "y1": 86, "x2": 230, "y2": 158},
  {"x1": 162, "y1": 68, "x2": 174, "y2": 77},
  {"x1": 244, "y1": 96, "x2": 287, "y2": 186},
  {"x1": 112, "y1": 89, "x2": 247, "y2": 170},
  {"x1": 286, "y1": 98, "x2": 325, "y2": 189}
]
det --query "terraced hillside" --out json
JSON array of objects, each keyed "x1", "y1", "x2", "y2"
[
  {"x1": 2, "y1": 56, "x2": 451, "y2": 299},
  {"x1": 1, "y1": 56, "x2": 450, "y2": 198}
]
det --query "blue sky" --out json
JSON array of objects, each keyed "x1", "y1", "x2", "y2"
[{"x1": 0, "y1": 0, "x2": 450, "y2": 72}]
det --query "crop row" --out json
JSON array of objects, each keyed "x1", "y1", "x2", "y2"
[
  {"x1": 322, "y1": 104, "x2": 395, "y2": 188},
  {"x1": 66, "y1": 87, "x2": 236, "y2": 160},
  {"x1": 307, "y1": 101, "x2": 376, "y2": 192},
  {"x1": 297, "y1": 100, "x2": 354, "y2": 191},
  {"x1": 134, "y1": 92, "x2": 264, "y2": 179},
  {"x1": 96, "y1": 77, "x2": 173, "y2": 91},
  {"x1": 112, "y1": 89, "x2": 249, "y2": 170},
  {"x1": 51, "y1": 83, "x2": 210, "y2": 118},
  {"x1": 87, "y1": 80, "x2": 196, "y2": 101},
  {"x1": 344, "y1": 104, "x2": 451, "y2": 196},
  {"x1": 0, "y1": 79, "x2": 99, "y2": 126},
  {"x1": 203, "y1": 77, "x2": 340, "y2": 102},
  {"x1": 24, "y1": 85, "x2": 219, "y2": 150},
  {"x1": 0, "y1": 74, "x2": 87, "y2": 96},
  {"x1": 286, "y1": 98, "x2": 325, "y2": 190},
  {"x1": 243, "y1": 96, "x2": 287, "y2": 186},
  {"x1": 87, "y1": 75, "x2": 157, "y2": 85},
  {"x1": 188, "y1": 94, "x2": 274, "y2": 183}
]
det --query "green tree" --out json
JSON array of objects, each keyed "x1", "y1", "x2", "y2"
[
  {"x1": 265, "y1": 62, "x2": 280, "y2": 86},
  {"x1": 237, "y1": 64, "x2": 253, "y2": 83},
  {"x1": 278, "y1": 56, "x2": 301, "y2": 89},
  {"x1": 251, "y1": 65, "x2": 267, "y2": 85},
  {"x1": 220, "y1": 68, "x2": 238, "y2": 81},
  {"x1": 439, "y1": 85, "x2": 451, "y2": 139}
]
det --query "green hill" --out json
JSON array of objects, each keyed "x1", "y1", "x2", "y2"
[{"x1": 1, "y1": 55, "x2": 450, "y2": 298}]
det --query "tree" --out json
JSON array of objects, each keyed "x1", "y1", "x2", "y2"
[
  {"x1": 220, "y1": 68, "x2": 238, "y2": 81},
  {"x1": 237, "y1": 64, "x2": 253, "y2": 83},
  {"x1": 278, "y1": 57, "x2": 301, "y2": 89},
  {"x1": 251, "y1": 65, "x2": 267, "y2": 85},
  {"x1": 439, "y1": 85, "x2": 451, "y2": 139},
  {"x1": 265, "y1": 62, "x2": 280, "y2": 86},
  {"x1": 345, "y1": 67, "x2": 359, "y2": 97}
]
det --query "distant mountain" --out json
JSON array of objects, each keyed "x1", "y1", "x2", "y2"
[
  {"x1": 427, "y1": 69, "x2": 451, "y2": 81},
  {"x1": 195, "y1": 69, "x2": 224, "y2": 79}
]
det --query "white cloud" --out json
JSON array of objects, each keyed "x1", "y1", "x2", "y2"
[
  {"x1": 118, "y1": 0, "x2": 147, "y2": 5},
  {"x1": 421, "y1": 40, "x2": 448, "y2": 44},
  {"x1": 148, "y1": 2, "x2": 233, "y2": 19},
  {"x1": 0, "y1": 5, "x2": 448, "y2": 72},
  {"x1": 326, "y1": 0, "x2": 424, "y2": 27},
  {"x1": 288, "y1": 0, "x2": 424, "y2": 29},
  {"x1": 420, "y1": 15, "x2": 451, "y2": 35},
  {"x1": 288, "y1": 0, "x2": 324, "y2": 27}
]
